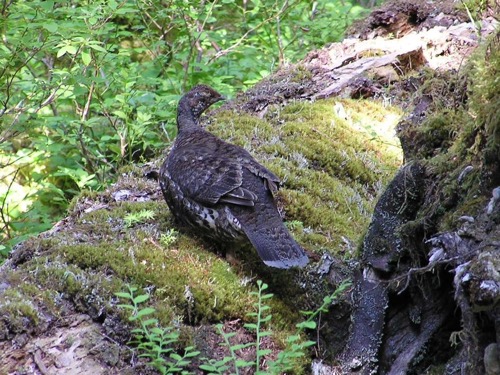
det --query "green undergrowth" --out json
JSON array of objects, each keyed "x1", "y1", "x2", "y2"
[
  {"x1": 59, "y1": 201, "x2": 258, "y2": 324},
  {"x1": 116, "y1": 280, "x2": 351, "y2": 374},
  {"x1": 0, "y1": 198, "x2": 300, "y2": 338}
]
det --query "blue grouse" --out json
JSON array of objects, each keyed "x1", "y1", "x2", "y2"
[{"x1": 159, "y1": 85, "x2": 308, "y2": 269}]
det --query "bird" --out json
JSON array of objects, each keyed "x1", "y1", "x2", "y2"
[{"x1": 159, "y1": 84, "x2": 309, "y2": 269}]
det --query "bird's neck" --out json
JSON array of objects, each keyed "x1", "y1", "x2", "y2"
[{"x1": 176, "y1": 99, "x2": 199, "y2": 132}]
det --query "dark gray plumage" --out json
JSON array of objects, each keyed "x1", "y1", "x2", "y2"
[{"x1": 159, "y1": 85, "x2": 308, "y2": 269}]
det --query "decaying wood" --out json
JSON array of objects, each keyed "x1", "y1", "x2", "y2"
[{"x1": 234, "y1": 6, "x2": 497, "y2": 114}]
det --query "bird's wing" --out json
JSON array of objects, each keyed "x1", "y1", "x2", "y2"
[
  {"x1": 167, "y1": 130, "x2": 282, "y2": 206},
  {"x1": 244, "y1": 161, "x2": 281, "y2": 195},
  {"x1": 167, "y1": 142, "x2": 258, "y2": 207}
]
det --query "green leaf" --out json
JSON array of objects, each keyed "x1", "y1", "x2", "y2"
[
  {"x1": 323, "y1": 295, "x2": 333, "y2": 303},
  {"x1": 230, "y1": 343, "x2": 254, "y2": 351},
  {"x1": 136, "y1": 307, "x2": 156, "y2": 318},
  {"x1": 199, "y1": 364, "x2": 217, "y2": 371},
  {"x1": 141, "y1": 318, "x2": 158, "y2": 326},
  {"x1": 244, "y1": 323, "x2": 257, "y2": 330},
  {"x1": 133, "y1": 294, "x2": 150, "y2": 304},
  {"x1": 81, "y1": 51, "x2": 91, "y2": 66},
  {"x1": 114, "y1": 110, "x2": 128, "y2": 120},
  {"x1": 260, "y1": 317, "x2": 272, "y2": 325},
  {"x1": 235, "y1": 359, "x2": 254, "y2": 367},
  {"x1": 66, "y1": 44, "x2": 78, "y2": 55},
  {"x1": 115, "y1": 292, "x2": 132, "y2": 299},
  {"x1": 43, "y1": 22, "x2": 58, "y2": 32},
  {"x1": 88, "y1": 44, "x2": 107, "y2": 53},
  {"x1": 185, "y1": 350, "x2": 200, "y2": 358},
  {"x1": 149, "y1": 327, "x2": 165, "y2": 335},
  {"x1": 297, "y1": 320, "x2": 317, "y2": 329},
  {"x1": 257, "y1": 348, "x2": 272, "y2": 356},
  {"x1": 56, "y1": 46, "x2": 69, "y2": 58},
  {"x1": 286, "y1": 334, "x2": 300, "y2": 343}
]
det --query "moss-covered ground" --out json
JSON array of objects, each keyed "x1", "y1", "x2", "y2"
[
  {"x1": 0, "y1": 95, "x2": 403, "y2": 372},
  {"x1": 213, "y1": 99, "x2": 402, "y2": 251}
]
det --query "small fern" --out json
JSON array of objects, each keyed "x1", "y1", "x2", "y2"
[
  {"x1": 199, "y1": 324, "x2": 247, "y2": 374},
  {"x1": 268, "y1": 279, "x2": 352, "y2": 373},
  {"x1": 115, "y1": 285, "x2": 199, "y2": 374},
  {"x1": 160, "y1": 228, "x2": 179, "y2": 247},
  {"x1": 246, "y1": 280, "x2": 274, "y2": 374},
  {"x1": 116, "y1": 279, "x2": 351, "y2": 374}
]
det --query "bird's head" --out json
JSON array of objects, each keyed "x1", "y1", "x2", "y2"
[{"x1": 182, "y1": 84, "x2": 225, "y2": 120}]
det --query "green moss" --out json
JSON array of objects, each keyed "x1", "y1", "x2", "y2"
[
  {"x1": 0, "y1": 269, "x2": 65, "y2": 338},
  {"x1": 440, "y1": 196, "x2": 487, "y2": 231},
  {"x1": 62, "y1": 244, "x2": 132, "y2": 272},
  {"x1": 1, "y1": 92, "x2": 403, "y2": 355},
  {"x1": 468, "y1": 36, "x2": 500, "y2": 166},
  {"x1": 0, "y1": 289, "x2": 40, "y2": 325},
  {"x1": 11, "y1": 260, "x2": 126, "y2": 331},
  {"x1": 290, "y1": 64, "x2": 313, "y2": 82},
  {"x1": 43, "y1": 207, "x2": 256, "y2": 324},
  {"x1": 67, "y1": 190, "x2": 101, "y2": 213},
  {"x1": 209, "y1": 112, "x2": 276, "y2": 152},
  {"x1": 211, "y1": 98, "x2": 402, "y2": 255},
  {"x1": 144, "y1": 241, "x2": 256, "y2": 323},
  {"x1": 398, "y1": 36, "x2": 500, "y2": 235}
]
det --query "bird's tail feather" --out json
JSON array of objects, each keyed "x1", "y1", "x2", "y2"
[{"x1": 240, "y1": 224, "x2": 309, "y2": 269}]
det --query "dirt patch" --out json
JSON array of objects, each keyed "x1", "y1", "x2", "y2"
[{"x1": 0, "y1": 314, "x2": 147, "y2": 375}]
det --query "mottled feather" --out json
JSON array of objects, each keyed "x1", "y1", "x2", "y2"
[{"x1": 159, "y1": 84, "x2": 308, "y2": 269}]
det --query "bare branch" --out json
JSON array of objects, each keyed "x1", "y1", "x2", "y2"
[
  {"x1": 81, "y1": 79, "x2": 95, "y2": 122},
  {"x1": 0, "y1": 168, "x2": 19, "y2": 240},
  {"x1": 207, "y1": 0, "x2": 297, "y2": 63}
]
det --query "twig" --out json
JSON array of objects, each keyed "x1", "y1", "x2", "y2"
[
  {"x1": 33, "y1": 349, "x2": 50, "y2": 375},
  {"x1": 275, "y1": 0, "x2": 289, "y2": 67},
  {"x1": 0, "y1": 168, "x2": 19, "y2": 240},
  {"x1": 91, "y1": 0, "x2": 129, "y2": 30},
  {"x1": 394, "y1": 249, "x2": 478, "y2": 295},
  {"x1": 81, "y1": 79, "x2": 95, "y2": 122},
  {"x1": 76, "y1": 58, "x2": 100, "y2": 176},
  {"x1": 181, "y1": 0, "x2": 219, "y2": 89},
  {"x1": 208, "y1": 0, "x2": 299, "y2": 63}
]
